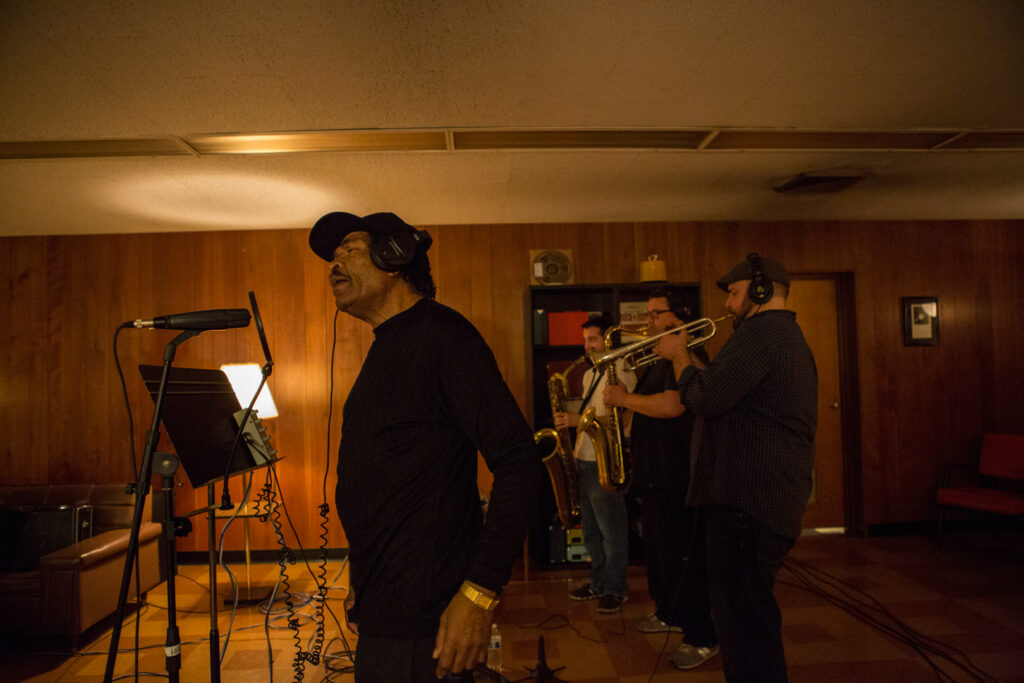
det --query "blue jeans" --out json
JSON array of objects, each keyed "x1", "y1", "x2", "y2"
[
  {"x1": 577, "y1": 460, "x2": 629, "y2": 598},
  {"x1": 704, "y1": 505, "x2": 795, "y2": 683}
]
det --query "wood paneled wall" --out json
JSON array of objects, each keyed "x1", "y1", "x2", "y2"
[{"x1": 2, "y1": 220, "x2": 1022, "y2": 550}]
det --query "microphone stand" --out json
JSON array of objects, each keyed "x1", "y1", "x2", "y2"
[
  {"x1": 177, "y1": 487, "x2": 228, "y2": 683},
  {"x1": 104, "y1": 329, "x2": 201, "y2": 683}
]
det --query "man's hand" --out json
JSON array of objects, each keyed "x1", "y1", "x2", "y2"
[
  {"x1": 603, "y1": 383, "x2": 628, "y2": 408},
  {"x1": 654, "y1": 328, "x2": 690, "y2": 363},
  {"x1": 553, "y1": 411, "x2": 578, "y2": 430},
  {"x1": 433, "y1": 589, "x2": 492, "y2": 677}
]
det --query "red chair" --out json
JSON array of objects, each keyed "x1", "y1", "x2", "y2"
[{"x1": 935, "y1": 433, "x2": 1024, "y2": 550}]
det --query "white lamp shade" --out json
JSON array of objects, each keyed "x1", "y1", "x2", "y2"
[{"x1": 220, "y1": 363, "x2": 278, "y2": 418}]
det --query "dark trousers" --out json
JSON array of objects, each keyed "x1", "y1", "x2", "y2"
[
  {"x1": 705, "y1": 505, "x2": 795, "y2": 683},
  {"x1": 678, "y1": 508, "x2": 717, "y2": 648},
  {"x1": 639, "y1": 487, "x2": 695, "y2": 627},
  {"x1": 354, "y1": 633, "x2": 475, "y2": 683}
]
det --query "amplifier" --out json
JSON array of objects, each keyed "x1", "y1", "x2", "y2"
[{"x1": 2, "y1": 504, "x2": 93, "y2": 571}]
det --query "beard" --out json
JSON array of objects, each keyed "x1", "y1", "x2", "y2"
[{"x1": 730, "y1": 298, "x2": 756, "y2": 330}]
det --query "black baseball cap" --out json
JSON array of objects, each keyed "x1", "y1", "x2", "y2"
[
  {"x1": 716, "y1": 255, "x2": 791, "y2": 292},
  {"x1": 308, "y1": 211, "x2": 428, "y2": 261}
]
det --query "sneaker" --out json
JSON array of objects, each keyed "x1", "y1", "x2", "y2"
[
  {"x1": 596, "y1": 593, "x2": 627, "y2": 613},
  {"x1": 670, "y1": 643, "x2": 719, "y2": 670},
  {"x1": 569, "y1": 583, "x2": 599, "y2": 601},
  {"x1": 635, "y1": 613, "x2": 683, "y2": 633}
]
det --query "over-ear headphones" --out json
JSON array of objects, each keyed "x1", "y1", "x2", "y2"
[
  {"x1": 370, "y1": 229, "x2": 432, "y2": 271},
  {"x1": 747, "y1": 252, "x2": 774, "y2": 305}
]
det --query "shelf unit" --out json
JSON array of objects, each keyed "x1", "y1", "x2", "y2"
[{"x1": 527, "y1": 282, "x2": 701, "y2": 566}]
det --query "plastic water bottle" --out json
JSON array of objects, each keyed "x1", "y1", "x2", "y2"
[{"x1": 486, "y1": 622, "x2": 502, "y2": 671}]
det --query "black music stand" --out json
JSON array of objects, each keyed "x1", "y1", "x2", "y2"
[
  {"x1": 137, "y1": 366, "x2": 277, "y2": 488},
  {"x1": 139, "y1": 365, "x2": 278, "y2": 681}
]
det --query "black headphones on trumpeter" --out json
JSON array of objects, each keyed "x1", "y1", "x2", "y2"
[
  {"x1": 747, "y1": 252, "x2": 774, "y2": 305},
  {"x1": 370, "y1": 229, "x2": 432, "y2": 272}
]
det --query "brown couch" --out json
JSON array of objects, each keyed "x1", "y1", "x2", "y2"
[{"x1": 0, "y1": 483, "x2": 163, "y2": 649}]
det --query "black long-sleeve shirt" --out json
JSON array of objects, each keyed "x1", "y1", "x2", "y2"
[
  {"x1": 337, "y1": 298, "x2": 542, "y2": 638},
  {"x1": 677, "y1": 310, "x2": 817, "y2": 539}
]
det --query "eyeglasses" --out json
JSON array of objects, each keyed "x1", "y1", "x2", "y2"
[{"x1": 646, "y1": 309, "x2": 671, "y2": 319}]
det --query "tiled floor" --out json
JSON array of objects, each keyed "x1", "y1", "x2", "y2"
[{"x1": 2, "y1": 530, "x2": 1022, "y2": 682}]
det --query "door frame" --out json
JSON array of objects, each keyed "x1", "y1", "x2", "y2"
[{"x1": 793, "y1": 271, "x2": 864, "y2": 535}]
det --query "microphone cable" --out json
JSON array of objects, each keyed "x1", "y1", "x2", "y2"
[
  {"x1": 111, "y1": 322, "x2": 147, "y2": 683},
  {"x1": 313, "y1": 309, "x2": 345, "y2": 669},
  {"x1": 216, "y1": 471, "x2": 255, "y2": 663}
]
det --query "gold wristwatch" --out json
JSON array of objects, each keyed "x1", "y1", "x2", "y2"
[{"x1": 459, "y1": 582, "x2": 499, "y2": 611}]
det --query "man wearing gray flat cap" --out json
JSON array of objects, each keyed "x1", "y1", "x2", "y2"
[
  {"x1": 309, "y1": 211, "x2": 543, "y2": 682},
  {"x1": 655, "y1": 253, "x2": 817, "y2": 682}
]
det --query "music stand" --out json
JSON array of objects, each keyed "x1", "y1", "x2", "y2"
[
  {"x1": 137, "y1": 366, "x2": 278, "y2": 488},
  {"x1": 137, "y1": 365, "x2": 278, "y2": 681}
]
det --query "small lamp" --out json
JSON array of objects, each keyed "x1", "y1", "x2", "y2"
[{"x1": 220, "y1": 363, "x2": 278, "y2": 418}]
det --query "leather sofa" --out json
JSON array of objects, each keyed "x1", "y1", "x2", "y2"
[{"x1": 0, "y1": 483, "x2": 163, "y2": 649}]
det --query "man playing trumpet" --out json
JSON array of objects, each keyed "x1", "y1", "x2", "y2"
[{"x1": 655, "y1": 254, "x2": 817, "y2": 682}]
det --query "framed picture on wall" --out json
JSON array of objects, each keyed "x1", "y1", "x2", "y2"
[{"x1": 902, "y1": 296, "x2": 939, "y2": 346}]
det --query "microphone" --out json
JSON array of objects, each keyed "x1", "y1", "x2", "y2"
[{"x1": 132, "y1": 309, "x2": 252, "y2": 330}]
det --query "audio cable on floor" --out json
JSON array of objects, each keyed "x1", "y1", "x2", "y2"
[{"x1": 779, "y1": 555, "x2": 997, "y2": 683}]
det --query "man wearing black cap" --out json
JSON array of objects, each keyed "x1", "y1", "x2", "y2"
[
  {"x1": 308, "y1": 212, "x2": 543, "y2": 682},
  {"x1": 655, "y1": 254, "x2": 817, "y2": 682}
]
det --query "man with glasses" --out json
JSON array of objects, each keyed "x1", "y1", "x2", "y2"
[{"x1": 604, "y1": 287, "x2": 713, "y2": 665}]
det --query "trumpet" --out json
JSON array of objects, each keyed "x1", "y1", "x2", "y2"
[{"x1": 590, "y1": 315, "x2": 732, "y2": 372}]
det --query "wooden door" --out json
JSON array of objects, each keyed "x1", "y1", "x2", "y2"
[{"x1": 787, "y1": 279, "x2": 844, "y2": 529}]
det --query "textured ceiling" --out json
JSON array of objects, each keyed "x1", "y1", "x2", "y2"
[{"x1": 1, "y1": 0, "x2": 1023, "y2": 236}]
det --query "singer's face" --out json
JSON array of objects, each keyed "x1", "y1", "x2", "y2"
[{"x1": 329, "y1": 231, "x2": 390, "y2": 318}]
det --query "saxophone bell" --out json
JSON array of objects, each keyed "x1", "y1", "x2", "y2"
[{"x1": 534, "y1": 354, "x2": 586, "y2": 528}]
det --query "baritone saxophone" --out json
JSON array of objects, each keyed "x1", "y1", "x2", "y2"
[
  {"x1": 533, "y1": 355, "x2": 586, "y2": 528},
  {"x1": 577, "y1": 324, "x2": 641, "y2": 492}
]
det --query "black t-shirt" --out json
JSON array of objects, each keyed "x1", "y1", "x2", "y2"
[
  {"x1": 337, "y1": 298, "x2": 542, "y2": 638},
  {"x1": 630, "y1": 359, "x2": 696, "y2": 490}
]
